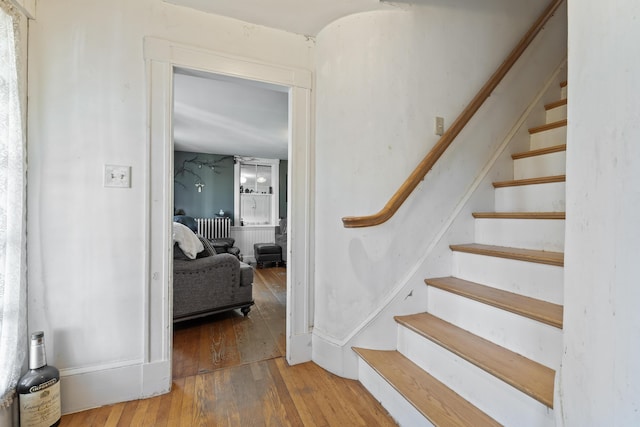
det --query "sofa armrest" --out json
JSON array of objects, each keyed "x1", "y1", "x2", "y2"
[{"x1": 239, "y1": 262, "x2": 254, "y2": 287}]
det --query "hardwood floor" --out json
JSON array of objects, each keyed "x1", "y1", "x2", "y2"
[
  {"x1": 61, "y1": 266, "x2": 396, "y2": 426},
  {"x1": 173, "y1": 267, "x2": 287, "y2": 377}
]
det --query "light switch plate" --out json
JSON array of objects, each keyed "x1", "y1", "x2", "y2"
[
  {"x1": 104, "y1": 165, "x2": 131, "y2": 188},
  {"x1": 435, "y1": 116, "x2": 445, "y2": 136}
]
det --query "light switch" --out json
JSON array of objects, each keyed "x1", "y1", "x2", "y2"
[
  {"x1": 104, "y1": 165, "x2": 131, "y2": 188},
  {"x1": 435, "y1": 116, "x2": 445, "y2": 136}
]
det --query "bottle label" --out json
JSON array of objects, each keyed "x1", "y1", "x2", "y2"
[{"x1": 19, "y1": 381, "x2": 61, "y2": 427}]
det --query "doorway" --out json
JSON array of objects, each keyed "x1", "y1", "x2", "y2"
[
  {"x1": 144, "y1": 37, "x2": 314, "y2": 392},
  {"x1": 171, "y1": 68, "x2": 289, "y2": 374}
]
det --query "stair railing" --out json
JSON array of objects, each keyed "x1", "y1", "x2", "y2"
[{"x1": 342, "y1": 0, "x2": 564, "y2": 228}]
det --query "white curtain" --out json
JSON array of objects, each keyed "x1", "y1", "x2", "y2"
[{"x1": 0, "y1": 0, "x2": 27, "y2": 409}]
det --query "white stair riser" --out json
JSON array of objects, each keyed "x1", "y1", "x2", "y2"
[
  {"x1": 561, "y1": 85, "x2": 567, "y2": 100},
  {"x1": 495, "y1": 182, "x2": 566, "y2": 212},
  {"x1": 397, "y1": 327, "x2": 556, "y2": 427},
  {"x1": 545, "y1": 104, "x2": 567, "y2": 123},
  {"x1": 530, "y1": 126, "x2": 567, "y2": 150},
  {"x1": 474, "y1": 218, "x2": 565, "y2": 251},
  {"x1": 452, "y1": 251, "x2": 564, "y2": 304},
  {"x1": 426, "y1": 287, "x2": 563, "y2": 370},
  {"x1": 357, "y1": 359, "x2": 434, "y2": 427},
  {"x1": 514, "y1": 151, "x2": 566, "y2": 180}
]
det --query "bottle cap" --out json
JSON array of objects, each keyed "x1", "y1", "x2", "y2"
[{"x1": 29, "y1": 331, "x2": 47, "y2": 369}]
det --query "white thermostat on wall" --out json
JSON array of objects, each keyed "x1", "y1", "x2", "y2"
[{"x1": 104, "y1": 164, "x2": 131, "y2": 188}]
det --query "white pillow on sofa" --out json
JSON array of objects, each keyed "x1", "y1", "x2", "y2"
[{"x1": 172, "y1": 222, "x2": 204, "y2": 259}]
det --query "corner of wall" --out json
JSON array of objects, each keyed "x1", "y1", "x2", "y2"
[{"x1": 10, "y1": 0, "x2": 35, "y2": 20}]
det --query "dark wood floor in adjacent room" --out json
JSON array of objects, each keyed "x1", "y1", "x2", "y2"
[
  {"x1": 172, "y1": 266, "x2": 288, "y2": 378},
  {"x1": 61, "y1": 266, "x2": 396, "y2": 426}
]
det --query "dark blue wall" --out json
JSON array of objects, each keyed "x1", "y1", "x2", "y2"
[
  {"x1": 174, "y1": 151, "x2": 288, "y2": 222},
  {"x1": 174, "y1": 151, "x2": 235, "y2": 220}
]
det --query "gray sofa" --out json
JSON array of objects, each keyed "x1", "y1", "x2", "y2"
[{"x1": 173, "y1": 234, "x2": 254, "y2": 322}]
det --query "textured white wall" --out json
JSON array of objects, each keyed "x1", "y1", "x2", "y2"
[
  {"x1": 27, "y1": 0, "x2": 313, "y2": 412},
  {"x1": 313, "y1": 1, "x2": 567, "y2": 375},
  {"x1": 561, "y1": 0, "x2": 640, "y2": 424}
]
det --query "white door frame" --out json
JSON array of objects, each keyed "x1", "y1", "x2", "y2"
[{"x1": 143, "y1": 38, "x2": 314, "y2": 390}]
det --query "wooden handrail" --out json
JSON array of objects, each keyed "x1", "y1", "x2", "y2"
[{"x1": 342, "y1": 0, "x2": 564, "y2": 228}]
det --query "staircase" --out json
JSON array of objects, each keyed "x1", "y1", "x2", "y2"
[{"x1": 354, "y1": 81, "x2": 568, "y2": 427}]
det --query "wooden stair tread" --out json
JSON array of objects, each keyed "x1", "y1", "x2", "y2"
[
  {"x1": 528, "y1": 119, "x2": 567, "y2": 134},
  {"x1": 560, "y1": 80, "x2": 567, "y2": 88},
  {"x1": 544, "y1": 99, "x2": 567, "y2": 110},
  {"x1": 511, "y1": 144, "x2": 566, "y2": 160},
  {"x1": 394, "y1": 313, "x2": 555, "y2": 408},
  {"x1": 493, "y1": 174, "x2": 565, "y2": 188},
  {"x1": 353, "y1": 348, "x2": 502, "y2": 427},
  {"x1": 449, "y1": 243, "x2": 564, "y2": 266},
  {"x1": 425, "y1": 276, "x2": 563, "y2": 328},
  {"x1": 472, "y1": 211, "x2": 565, "y2": 220}
]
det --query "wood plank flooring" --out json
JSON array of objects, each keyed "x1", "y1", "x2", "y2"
[
  {"x1": 173, "y1": 267, "x2": 287, "y2": 377},
  {"x1": 61, "y1": 267, "x2": 396, "y2": 426}
]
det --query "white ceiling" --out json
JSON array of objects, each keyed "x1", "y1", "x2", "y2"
[
  {"x1": 164, "y1": 0, "x2": 389, "y2": 36},
  {"x1": 173, "y1": 68, "x2": 289, "y2": 160},
  {"x1": 170, "y1": 0, "x2": 393, "y2": 160}
]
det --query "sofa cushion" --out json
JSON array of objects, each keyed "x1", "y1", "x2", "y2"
[
  {"x1": 173, "y1": 215, "x2": 198, "y2": 233},
  {"x1": 210, "y1": 239, "x2": 231, "y2": 253},
  {"x1": 212, "y1": 237, "x2": 235, "y2": 247},
  {"x1": 173, "y1": 222, "x2": 203, "y2": 259},
  {"x1": 173, "y1": 243, "x2": 190, "y2": 260},
  {"x1": 197, "y1": 235, "x2": 218, "y2": 257}
]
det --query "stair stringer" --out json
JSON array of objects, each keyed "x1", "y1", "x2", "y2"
[{"x1": 312, "y1": 59, "x2": 568, "y2": 381}]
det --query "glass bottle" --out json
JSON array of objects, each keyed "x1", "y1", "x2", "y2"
[{"x1": 17, "y1": 331, "x2": 61, "y2": 427}]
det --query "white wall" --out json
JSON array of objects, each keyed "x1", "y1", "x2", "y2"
[
  {"x1": 313, "y1": 1, "x2": 567, "y2": 376},
  {"x1": 561, "y1": 1, "x2": 640, "y2": 425},
  {"x1": 27, "y1": 0, "x2": 313, "y2": 413}
]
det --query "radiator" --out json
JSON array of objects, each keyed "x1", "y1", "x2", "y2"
[{"x1": 195, "y1": 217, "x2": 231, "y2": 239}]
